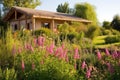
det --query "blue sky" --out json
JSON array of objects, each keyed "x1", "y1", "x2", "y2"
[{"x1": 36, "y1": 0, "x2": 120, "y2": 23}]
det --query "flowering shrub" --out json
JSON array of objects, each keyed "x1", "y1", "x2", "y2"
[{"x1": 0, "y1": 29, "x2": 120, "y2": 80}]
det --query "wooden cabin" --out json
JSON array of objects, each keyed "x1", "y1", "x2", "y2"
[{"x1": 3, "y1": 6, "x2": 91, "y2": 31}]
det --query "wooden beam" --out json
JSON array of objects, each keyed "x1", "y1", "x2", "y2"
[
  {"x1": 32, "y1": 17, "x2": 35, "y2": 31},
  {"x1": 15, "y1": 10, "x2": 17, "y2": 20}
]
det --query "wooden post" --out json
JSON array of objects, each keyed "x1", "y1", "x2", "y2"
[
  {"x1": 51, "y1": 19, "x2": 55, "y2": 31},
  {"x1": 18, "y1": 20, "x2": 20, "y2": 30},
  {"x1": 25, "y1": 15, "x2": 27, "y2": 29},
  {"x1": 15, "y1": 10, "x2": 17, "y2": 20},
  {"x1": 32, "y1": 18, "x2": 35, "y2": 31}
]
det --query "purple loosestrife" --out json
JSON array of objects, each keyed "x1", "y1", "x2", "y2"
[
  {"x1": 34, "y1": 38, "x2": 37, "y2": 46},
  {"x1": 112, "y1": 51, "x2": 118, "y2": 59},
  {"x1": 97, "y1": 51, "x2": 101, "y2": 60},
  {"x1": 30, "y1": 45, "x2": 34, "y2": 52},
  {"x1": 105, "y1": 48, "x2": 110, "y2": 56},
  {"x1": 74, "y1": 48, "x2": 80, "y2": 59},
  {"x1": 46, "y1": 42, "x2": 55, "y2": 54},
  {"x1": 86, "y1": 69, "x2": 91, "y2": 79},
  {"x1": 37, "y1": 36, "x2": 45, "y2": 47},
  {"x1": 55, "y1": 47, "x2": 62, "y2": 57},
  {"x1": 81, "y1": 61, "x2": 86, "y2": 69},
  {"x1": 106, "y1": 62, "x2": 114, "y2": 74},
  {"x1": 21, "y1": 60, "x2": 25, "y2": 71},
  {"x1": 18, "y1": 47, "x2": 22, "y2": 53}
]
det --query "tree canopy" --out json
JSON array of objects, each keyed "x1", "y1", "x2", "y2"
[
  {"x1": 3, "y1": 0, "x2": 41, "y2": 13},
  {"x1": 56, "y1": 2, "x2": 70, "y2": 13},
  {"x1": 111, "y1": 15, "x2": 120, "y2": 31},
  {"x1": 74, "y1": 3, "x2": 98, "y2": 25},
  {"x1": 102, "y1": 21, "x2": 112, "y2": 29}
]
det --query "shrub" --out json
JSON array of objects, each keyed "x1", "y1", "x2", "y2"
[
  {"x1": 105, "y1": 35, "x2": 120, "y2": 44},
  {"x1": 86, "y1": 25, "x2": 101, "y2": 39},
  {"x1": 67, "y1": 32, "x2": 78, "y2": 42}
]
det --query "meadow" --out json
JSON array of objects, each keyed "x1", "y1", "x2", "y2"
[{"x1": 0, "y1": 23, "x2": 120, "y2": 80}]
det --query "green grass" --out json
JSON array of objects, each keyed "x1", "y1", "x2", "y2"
[{"x1": 93, "y1": 36, "x2": 107, "y2": 45}]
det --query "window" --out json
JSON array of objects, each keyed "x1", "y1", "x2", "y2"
[
  {"x1": 42, "y1": 22, "x2": 50, "y2": 29},
  {"x1": 14, "y1": 24, "x2": 18, "y2": 31},
  {"x1": 27, "y1": 23, "x2": 30, "y2": 30}
]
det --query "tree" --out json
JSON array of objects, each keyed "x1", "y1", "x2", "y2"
[
  {"x1": 111, "y1": 15, "x2": 120, "y2": 31},
  {"x1": 74, "y1": 3, "x2": 98, "y2": 25},
  {"x1": 3, "y1": 0, "x2": 41, "y2": 14},
  {"x1": 102, "y1": 21, "x2": 112, "y2": 29},
  {"x1": 56, "y1": 2, "x2": 70, "y2": 13}
]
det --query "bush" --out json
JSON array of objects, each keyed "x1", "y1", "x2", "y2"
[
  {"x1": 86, "y1": 25, "x2": 101, "y2": 39},
  {"x1": 105, "y1": 35, "x2": 120, "y2": 44},
  {"x1": 67, "y1": 32, "x2": 78, "y2": 42}
]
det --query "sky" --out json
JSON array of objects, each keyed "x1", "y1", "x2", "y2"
[{"x1": 36, "y1": 0, "x2": 120, "y2": 23}]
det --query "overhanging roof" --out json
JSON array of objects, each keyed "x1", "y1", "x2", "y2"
[{"x1": 3, "y1": 6, "x2": 92, "y2": 23}]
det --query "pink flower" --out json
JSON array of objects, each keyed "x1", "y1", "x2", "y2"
[
  {"x1": 81, "y1": 61, "x2": 86, "y2": 69},
  {"x1": 32, "y1": 62, "x2": 35, "y2": 70},
  {"x1": 21, "y1": 60, "x2": 25, "y2": 71},
  {"x1": 30, "y1": 46, "x2": 34, "y2": 52},
  {"x1": 18, "y1": 47, "x2": 22, "y2": 53},
  {"x1": 106, "y1": 62, "x2": 114, "y2": 74},
  {"x1": 86, "y1": 69, "x2": 91, "y2": 79},
  {"x1": 105, "y1": 48, "x2": 110, "y2": 56},
  {"x1": 112, "y1": 51, "x2": 118, "y2": 58},
  {"x1": 46, "y1": 42, "x2": 55, "y2": 54},
  {"x1": 37, "y1": 36, "x2": 45, "y2": 47},
  {"x1": 74, "y1": 48, "x2": 80, "y2": 59},
  {"x1": 97, "y1": 51, "x2": 101, "y2": 60}
]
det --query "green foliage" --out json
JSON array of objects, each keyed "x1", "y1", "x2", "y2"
[
  {"x1": 105, "y1": 35, "x2": 120, "y2": 44},
  {"x1": 86, "y1": 25, "x2": 101, "y2": 39},
  {"x1": 34, "y1": 28, "x2": 56, "y2": 39},
  {"x1": 102, "y1": 21, "x2": 112, "y2": 29},
  {"x1": 75, "y1": 2, "x2": 98, "y2": 25},
  {"x1": 111, "y1": 14, "x2": 120, "y2": 31},
  {"x1": 0, "y1": 68, "x2": 17, "y2": 80},
  {"x1": 3, "y1": 0, "x2": 41, "y2": 14},
  {"x1": 56, "y1": 2, "x2": 70, "y2": 13},
  {"x1": 67, "y1": 31, "x2": 78, "y2": 42}
]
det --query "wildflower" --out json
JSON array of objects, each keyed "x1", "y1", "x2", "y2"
[
  {"x1": 86, "y1": 69, "x2": 91, "y2": 79},
  {"x1": 33, "y1": 38, "x2": 37, "y2": 46},
  {"x1": 74, "y1": 48, "x2": 80, "y2": 59},
  {"x1": 32, "y1": 62, "x2": 35, "y2": 70},
  {"x1": 81, "y1": 61, "x2": 86, "y2": 69},
  {"x1": 30, "y1": 45, "x2": 34, "y2": 52},
  {"x1": 106, "y1": 62, "x2": 114, "y2": 73},
  {"x1": 46, "y1": 42, "x2": 55, "y2": 54},
  {"x1": 21, "y1": 60, "x2": 25, "y2": 71},
  {"x1": 105, "y1": 48, "x2": 110, "y2": 56},
  {"x1": 97, "y1": 51, "x2": 101, "y2": 60},
  {"x1": 37, "y1": 36, "x2": 45, "y2": 47},
  {"x1": 112, "y1": 51, "x2": 118, "y2": 58},
  {"x1": 18, "y1": 47, "x2": 22, "y2": 53}
]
